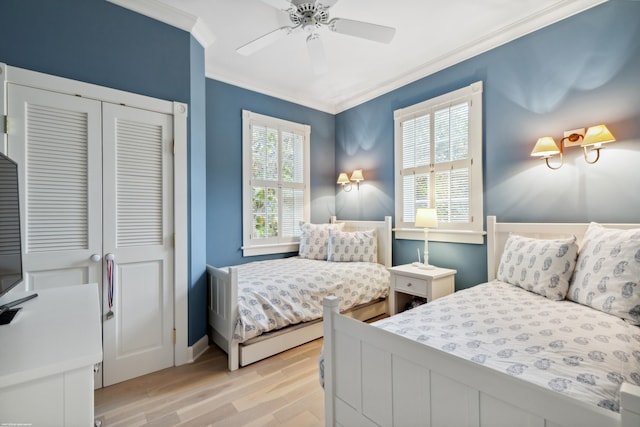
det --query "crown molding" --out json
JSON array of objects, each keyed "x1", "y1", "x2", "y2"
[
  {"x1": 332, "y1": 0, "x2": 607, "y2": 113},
  {"x1": 107, "y1": 0, "x2": 216, "y2": 48},
  {"x1": 205, "y1": 69, "x2": 337, "y2": 114}
]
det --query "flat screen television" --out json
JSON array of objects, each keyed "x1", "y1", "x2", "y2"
[{"x1": 0, "y1": 151, "x2": 23, "y2": 300}]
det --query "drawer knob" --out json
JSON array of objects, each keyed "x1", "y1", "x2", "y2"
[{"x1": 407, "y1": 283, "x2": 412, "y2": 287}]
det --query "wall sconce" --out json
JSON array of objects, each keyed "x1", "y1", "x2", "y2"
[
  {"x1": 531, "y1": 124, "x2": 615, "y2": 169},
  {"x1": 337, "y1": 169, "x2": 364, "y2": 191}
]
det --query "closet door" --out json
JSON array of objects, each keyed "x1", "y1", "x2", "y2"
[
  {"x1": 101, "y1": 103, "x2": 174, "y2": 386},
  {"x1": 7, "y1": 84, "x2": 103, "y2": 293},
  {"x1": 8, "y1": 84, "x2": 104, "y2": 388}
]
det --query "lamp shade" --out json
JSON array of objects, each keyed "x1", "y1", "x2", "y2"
[
  {"x1": 531, "y1": 137, "x2": 560, "y2": 158},
  {"x1": 350, "y1": 169, "x2": 364, "y2": 182},
  {"x1": 415, "y1": 208, "x2": 438, "y2": 228},
  {"x1": 337, "y1": 172, "x2": 350, "y2": 184},
  {"x1": 582, "y1": 125, "x2": 615, "y2": 147}
]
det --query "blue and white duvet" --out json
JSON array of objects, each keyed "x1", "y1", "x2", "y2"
[
  {"x1": 233, "y1": 257, "x2": 390, "y2": 343},
  {"x1": 374, "y1": 280, "x2": 640, "y2": 412}
]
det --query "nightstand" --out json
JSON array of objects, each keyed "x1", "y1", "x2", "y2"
[{"x1": 388, "y1": 264, "x2": 456, "y2": 315}]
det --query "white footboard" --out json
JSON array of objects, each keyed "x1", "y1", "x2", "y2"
[
  {"x1": 206, "y1": 265, "x2": 239, "y2": 371},
  {"x1": 322, "y1": 296, "x2": 639, "y2": 427}
]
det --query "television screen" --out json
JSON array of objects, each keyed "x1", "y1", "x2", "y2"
[{"x1": 0, "y1": 152, "x2": 23, "y2": 298}]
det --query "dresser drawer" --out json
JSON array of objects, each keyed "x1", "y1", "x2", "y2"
[{"x1": 395, "y1": 274, "x2": 429, "y2": 296}]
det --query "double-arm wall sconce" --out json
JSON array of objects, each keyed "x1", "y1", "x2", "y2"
[
  {"x1": 531, "y1": 124, "x2": 615, "y2": 170},
  {"x1": 337, "y1": 169, "x2": 364, "y2": 191}
]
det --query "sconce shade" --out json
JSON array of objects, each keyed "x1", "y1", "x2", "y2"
[
  {"x1": 531, "y1": 137, "x2": 561, "y2": 158},
  {"x1": 337, "y1": 172, "x2": 350, "y2": 184},
  {"x1": 582, "y1": 125, "x2": 615, "y2": 148},
  {"x1": 415, "y1": 208, "x2": 438, "y2": 228},
  {"x1": 350, "y1": 169, "x2": 364, "y2": 182}
]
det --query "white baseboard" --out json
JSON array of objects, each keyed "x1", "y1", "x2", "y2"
[{"x1": 186, "y1": 334, "x2": 209, "y2": 363}]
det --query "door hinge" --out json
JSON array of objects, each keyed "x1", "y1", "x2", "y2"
[
  {"x1": 3, "y1": 115, "x2": 7, "y2": 134},
  {"x1": 172, "y1": 139, "x2": 176, "y2": 155},
  {"x1": 173, "y1": 328, "x2": 177, "y2": 344}
]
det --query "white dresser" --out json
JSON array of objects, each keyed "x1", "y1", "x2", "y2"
[{"x1": 0, "y1": 284, "x2": 102, "y2": 426}]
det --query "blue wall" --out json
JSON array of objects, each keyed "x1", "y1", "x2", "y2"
[
  {"x1": 188, "y1": 37, "x2": 208, "y2": 345},
  {"x1": 206, "y1": 79, "x2": 335, "y2": 267},
  {"x1": 335, "y1": 1, "x2": 640, "y2": 290},
  {"x1": 0, "y1": 0, "x2": 208, "y2": 346}
]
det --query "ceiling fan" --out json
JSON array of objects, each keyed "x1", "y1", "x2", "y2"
[{"x1": 237, "y1": 0, "x2": 396, "y2": 74}]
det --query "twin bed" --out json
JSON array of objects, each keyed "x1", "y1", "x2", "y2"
[
  {"x1": 206, "y1": 216, "x2": 392, "y2": 371},
  {"x1": 321, "y1": 216, "x2": 640, "y2": 427}
]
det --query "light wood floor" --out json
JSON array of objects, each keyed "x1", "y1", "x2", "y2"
[{"x1": 94, "y1": 339, "x2": 325, "y2": 427}]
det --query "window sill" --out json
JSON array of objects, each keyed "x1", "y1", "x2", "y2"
[
  {"x1": 394, "y1": 228, "x2": 486, "y2": 245},
  {"x1": 242, "y1": 242, "x2": 299, "y2": 257}
]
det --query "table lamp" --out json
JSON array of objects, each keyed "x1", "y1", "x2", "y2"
[{"x1": 414, "y1": 208, "x2": 438, "y2": 269}]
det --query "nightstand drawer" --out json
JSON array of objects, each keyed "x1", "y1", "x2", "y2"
[{"x1": 395, "y1": 275, "x2": 429, "y2": 296}]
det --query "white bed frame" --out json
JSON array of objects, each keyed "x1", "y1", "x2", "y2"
[
  {"x1": 322, "y1": 216, "x2": 640, "y2": 427},
  {"x1": 207, "y1": 216, "x2": 392, "y2": 371}
]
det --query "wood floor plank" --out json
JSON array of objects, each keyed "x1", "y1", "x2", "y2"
[{"x1": 95, "y1": 339, "x2": 325, "y2": 426}]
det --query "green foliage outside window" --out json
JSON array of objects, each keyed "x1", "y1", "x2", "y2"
[{"x1": 253, "y1": 187, "x2": 278, "y2": 238}]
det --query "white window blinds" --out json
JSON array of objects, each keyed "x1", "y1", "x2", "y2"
[
  {"x1": 394, "y1": 82, "x2": 484, "y2": 244},
  {"x1": 242, "y1": 111, "x2": 310, "y2": 256}
]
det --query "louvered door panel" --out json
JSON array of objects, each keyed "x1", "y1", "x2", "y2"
[
  {"x1": 7, "y1": 84, "x2": 102, "y2": 296},
  {"x1": 102, "y1": 103, "x2": 174, "y2": 386},
  {"x1": 26, "y1": 104, "x2": 89, "y2": 252},
  {"x1": 115, "y1": 119, "x2": 163, "y2": 247},
  {"x1": 8, "y1": 84, "x2": 103, "y2": 387}
]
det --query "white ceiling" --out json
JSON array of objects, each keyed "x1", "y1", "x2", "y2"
[{"x1": 110, "y1": 0, "x2": 606, "y2": 114}]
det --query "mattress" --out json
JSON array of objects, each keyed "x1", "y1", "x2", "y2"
[
  {"x1": 373, "y1": 280, "x2": 640, "y2": 412},
  {"x1": 233, "y1": 257, "x2": 390, "y2": 343}
]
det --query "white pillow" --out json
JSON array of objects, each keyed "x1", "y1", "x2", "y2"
[
  {"x1": 497, "y1": 234, "x2": 578, "y2": 300},
  {"x1": 298, "y1": 222, "x2": 345, "y2": 260},
  {"x1": 567, "y1": 223, "x2": 640, "y2": 324},
  {"x1": 327, "y1": 229, "x2": 377, "y2": 263}
]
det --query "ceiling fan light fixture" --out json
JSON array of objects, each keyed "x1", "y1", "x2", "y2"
[{"x1": 290, "y1": 2, "x2": 329, "y2": 29}]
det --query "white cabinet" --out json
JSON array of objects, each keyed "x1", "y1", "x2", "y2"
[{"x1": 0, "y1": 284, "x2": 102, "y2": 426}]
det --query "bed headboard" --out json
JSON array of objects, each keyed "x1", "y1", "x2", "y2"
[
  {"x1": 487, "y1": 215, "x2": 640, "y2": 281},
  {"x1": 330, "y1": 216, "x2": 393, "y2": 267}
]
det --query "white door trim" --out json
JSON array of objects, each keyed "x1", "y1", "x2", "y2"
[
  {"x1": 0, "y1": 63, "x2": 190, "y2": 366},
  {"x1": 172, "y1": 101, "x2": 189, "y2": 366}
]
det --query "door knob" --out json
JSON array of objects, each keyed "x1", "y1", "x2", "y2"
[
  {"x1": 105, "y1": 253, "x2": 115, "y2": 262},
  {"x1": 90, "y1": 254, "x2": 101, "y2": 262}
]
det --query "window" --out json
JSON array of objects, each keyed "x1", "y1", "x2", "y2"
[
  {"x1": 394, "y1": 81, "x2": 484, "y2": 244},
  {"x1": 242, "y1": 110, "x2": 310, "y2": 256}
]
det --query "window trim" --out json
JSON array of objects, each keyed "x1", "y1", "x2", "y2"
[
  {"x1": 242, "y1": 110, "x2": 311, "y2": 256},
  {"x1": 393, "y1": 81, "x2": 485, "y2": 245}
]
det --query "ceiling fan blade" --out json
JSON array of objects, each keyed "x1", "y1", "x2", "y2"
[
  {"x1": 259, "y1": 0, "x2": 294, "y2": 11},
  {"x1": 307, "y1": 34, "x2": 328, "y2": 75},
  {"x1": 329, "y1": 18, "x2": 396, "y2": 44},
  {"x1": 237, "y1": 27, "x2": 292, "y2": 56},
  {"x1": 316, "y1": 0, "x2": 340, "y2": 8}
]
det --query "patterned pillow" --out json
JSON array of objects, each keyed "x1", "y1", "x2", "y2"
[
  {"x1": 567, "y1": 223, "x2": 640, "y2": 324},
  {"x1": 497, "y1": 234, "x2": 578, "y2": 300},
  {"x1": 327, "y1": 229, "x2": 377, "y2": 262},
  {"x1": 298, "y1": 222, "x2": 345, "y2": 260}
]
